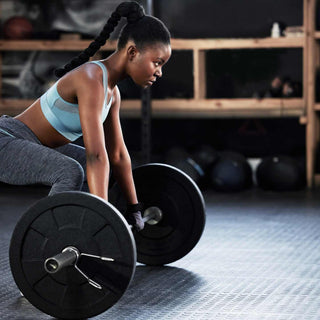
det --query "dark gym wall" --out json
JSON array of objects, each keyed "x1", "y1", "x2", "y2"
[{"x1": 154, "y1": 0, "x2": 302, "y2": 38}]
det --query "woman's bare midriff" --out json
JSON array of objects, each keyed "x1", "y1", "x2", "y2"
[{"x1": 15, "y1": 99, "x2": 72, "y2": 148}]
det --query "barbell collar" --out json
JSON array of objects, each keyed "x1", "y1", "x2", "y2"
[
  {"x1": 44, "y1": 247, "x2": 79, "y2": 274},
  {"x1": 44, "y1": 247, "x2": 116, "y2": 290}
]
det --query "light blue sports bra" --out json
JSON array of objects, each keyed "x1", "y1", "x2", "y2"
[{"x1": 40, "y1": 61, "x2": 112, "y2": 141}]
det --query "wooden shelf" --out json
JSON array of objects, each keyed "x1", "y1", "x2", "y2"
[
  {"x1": 146, "y1": 98, "x2": 305, "y2": 117},
  {"x1": 171, "y1": 37, "x2": 305, "y2": 49},
  {"x1": 0, "y1": 98, "x2": 304, "y2": 118},
  {"x1": 0, "y1": 37, "x2": 305, "y2": 52}
]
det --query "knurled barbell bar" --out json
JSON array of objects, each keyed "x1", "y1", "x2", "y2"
[{"x1": 9, "y1": 163, "x2": 206, "y2": 319}]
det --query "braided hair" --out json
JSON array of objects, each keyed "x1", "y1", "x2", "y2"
[{"x1": 55, "y1": 1, "x2": 170, "y2": 78}]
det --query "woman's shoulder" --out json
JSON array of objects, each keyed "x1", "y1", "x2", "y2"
[
  {"x1": 69, "y1": 62, "x2": 104, "y2": 88},
  {"x1": 80, "y1": 61, "x2": 104, "y2": 79}
]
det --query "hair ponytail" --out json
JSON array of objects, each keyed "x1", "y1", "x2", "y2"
[{"x1": 54, "y1": 1, "x2": 145, "y2": 78}]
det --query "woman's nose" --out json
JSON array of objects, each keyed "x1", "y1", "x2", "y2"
[{"x1": 155, "y1": 68, "x2": 162, "y2": 78}]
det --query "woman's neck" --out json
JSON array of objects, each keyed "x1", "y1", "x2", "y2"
[{"x1": 103, "y1": 51, "x2": 128, "y2": 88}]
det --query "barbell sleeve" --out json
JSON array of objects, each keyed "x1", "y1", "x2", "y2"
[{"x1": 44, "y1": 247, "x2": 79, "y2": 274}]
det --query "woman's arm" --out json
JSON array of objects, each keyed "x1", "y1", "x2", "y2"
[
  {"x1": 77, "y1": 69, "x2": 110, "y2": 200},
  {"x1": 104, "y1": 86, "x2": 138, "y2": 205}
]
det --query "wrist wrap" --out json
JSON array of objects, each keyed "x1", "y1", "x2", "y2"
[{"x1": 126, "y1": 202, "x2": 144, "y2": 214}]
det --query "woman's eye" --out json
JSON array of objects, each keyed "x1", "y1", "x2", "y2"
[{"x1": 155, "y1": 62, "x2": 160, "y2": 67}]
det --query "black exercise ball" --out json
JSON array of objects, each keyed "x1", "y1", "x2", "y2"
[
  {"x1": 165, "y1": 147, "x2": 204, "y2": 185},
  {"x1": 256, "y1": 156, "x2": 305, "y2": 191},
  {"x1": 210, "y1": 151, "x2": 253, "y2": 192},
  {"x1": 192, "y1": 145, "x2": 219, "y2": 171},
  {"x1": 192, "y1": 145, "x2": 219, "y2": 189}
]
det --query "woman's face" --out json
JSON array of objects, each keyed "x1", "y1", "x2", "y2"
[{"x1": 127, "y1": 43, "x2": 171, "y2": 88}]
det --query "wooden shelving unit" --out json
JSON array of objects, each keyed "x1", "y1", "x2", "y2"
[
  {"x1": 0, "y1": 37, "x2": 306, "y2": 118},
  {"x1": 0, "y1": 0, "x2": 318, "y2": 187},
  {"x1": 0, "y1": 37, "x2": 305, "y2": 51}
]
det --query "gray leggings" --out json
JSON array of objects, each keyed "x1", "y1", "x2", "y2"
[{"x1": 0, "y1": 115, "x2": 88, "y2": 195}]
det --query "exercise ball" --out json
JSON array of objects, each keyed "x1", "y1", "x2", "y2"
[
  {"x1": 165, "y1": 147, "x2": 204, "y2": 185},
  {"x1": 210, "y1": 151, "x2": 253, "y2": 192},
  {"x1": 3, "y1": 16, "x2": 33, "y2": 40},
  {"x1": 192, "y1": 145, "x2": 219, "y2": 189},
  {"x1": 192, "y1": 145, "x2": 219, "y2": 170},
  {"x1": 256, "y1": 156, "x2": 305, "y2": 191}
]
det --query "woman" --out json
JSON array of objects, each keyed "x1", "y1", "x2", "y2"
[{"x1": 0, "y1": 1, "x2": 171, "y2": 231}]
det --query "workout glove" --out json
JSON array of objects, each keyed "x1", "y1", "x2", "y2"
[
  {"x1": 125, "y1": 202, "x2": 144, "y2": 232},
  {"x1": 126, "y1": 211, "x2": 144, "y2": 232}
]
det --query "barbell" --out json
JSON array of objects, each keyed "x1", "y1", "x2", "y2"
[{"x1": 9, "y1": 163, "x2": 206, "y2": 319}]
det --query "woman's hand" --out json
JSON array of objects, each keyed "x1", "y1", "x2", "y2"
[{"x1": 125, "y1": 211, "x2": 145, "y2": 231}]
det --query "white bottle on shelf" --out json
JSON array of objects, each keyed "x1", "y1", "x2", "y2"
[{"x1": 271, "y1": 22, "x2": 281, "y2": 38}]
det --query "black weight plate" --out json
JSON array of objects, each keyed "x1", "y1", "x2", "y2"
[
  {"x1": 9, "y1": 191, "x2": 136, "y2": 320},
  {"x1": 109, "y1": 163, "x2": 206, "y2": 265}
]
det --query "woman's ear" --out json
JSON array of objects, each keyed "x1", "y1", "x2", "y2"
[{"x1": 127, "y1": 45, "x2": 138, "y2": 61}]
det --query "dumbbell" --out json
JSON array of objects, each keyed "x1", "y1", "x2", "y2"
[{"x1": 9, "y1": 163, "x2": 206, "y2": 319}]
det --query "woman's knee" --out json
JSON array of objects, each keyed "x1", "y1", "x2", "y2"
[{"x1": 52, "y1": 159, "x2": 85, "y2": 193}]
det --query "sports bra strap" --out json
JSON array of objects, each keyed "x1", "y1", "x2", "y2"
[{"x1": 89, "y1": 61, "x2": 108, "y2": 96}]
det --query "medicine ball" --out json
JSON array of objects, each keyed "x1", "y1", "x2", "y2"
[
  {"x1": 192, "y1": 145, "x2": 219, "y2": 188},
  {"x1": 210, "y1": 151, "x2": 253, "y2": 192},
  {"x1": 165, "y1": 147, "x2": 204, "y2": 185},
  {"x1": 192, "y1": 145, "x2": 219, "y2": 170},
  {"x1": 256, "y1": 156, "x2": 305, "y2": 191},
  {"x1": 3, "y1": 16, "x2": 33, "y2": 40}
]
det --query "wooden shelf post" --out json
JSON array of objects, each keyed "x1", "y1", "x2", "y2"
[
  {"x1": 193, "y1": 49, "x2": 206, "y2": 99},
  {"x1": 305, "y1": 0, "x2": 317, "y2": 187}
]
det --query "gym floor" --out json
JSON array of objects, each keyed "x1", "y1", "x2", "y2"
[{"x1": 1, "y1": 184, "x2": 320, "y2": 320}]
